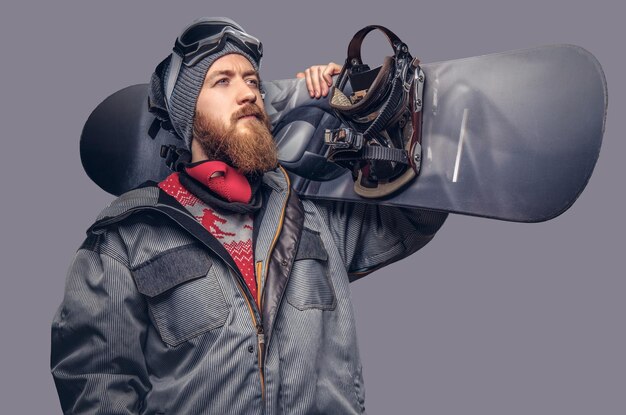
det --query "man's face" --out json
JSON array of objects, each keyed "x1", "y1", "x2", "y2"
[{"x1": 192, "y1": 54, "x2": 278, "y2": 174}]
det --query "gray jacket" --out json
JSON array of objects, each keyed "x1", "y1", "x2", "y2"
[{"x1": 51, "y1": 168, "x2": 446, "y2": 414}]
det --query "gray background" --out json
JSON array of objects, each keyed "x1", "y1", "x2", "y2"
[{"x1": 0, "y1": 0, "x2": 623, "y2": 413}]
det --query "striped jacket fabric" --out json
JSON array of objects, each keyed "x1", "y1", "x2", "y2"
[{"x1": 51, "y1": 167, "x2": 447, "y2": 414}]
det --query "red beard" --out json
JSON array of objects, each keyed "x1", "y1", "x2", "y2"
[{"x1": 192, "y1": 104, "x2": 279, "y2": 175}]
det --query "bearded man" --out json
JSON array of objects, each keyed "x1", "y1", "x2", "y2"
[{"x1": 51, "y1": 17, "x2": 447, "y2": 414}]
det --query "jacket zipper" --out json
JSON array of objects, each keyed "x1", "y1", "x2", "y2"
[
  {"x1": 243, "y1": 171, "x2": 290, "y2": 402},
  {"x1": 258, "y1": 166, "x2": 291, "y2": 312},
  {"x1": 230, "y1": 270, "x2": 266, "y2": 401},
  {"x1": 256, "y1": 261, "x2": 263, "y2": 307},
  {"x1": 256, "y1": 323, "x2": 266, "y2": 399}
]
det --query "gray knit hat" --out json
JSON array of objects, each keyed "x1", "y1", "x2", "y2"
[{"x1": 149, "y1": 19, "x2": 261, "y2": 150}]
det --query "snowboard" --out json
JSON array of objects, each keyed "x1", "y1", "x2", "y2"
[{"x1": 81, "y1": 44, "x2": 607, "y2": 223}]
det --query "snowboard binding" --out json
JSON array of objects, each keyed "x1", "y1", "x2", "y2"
[{"x1": 326, "y1": 25, "x2": 424, "y2": 198}]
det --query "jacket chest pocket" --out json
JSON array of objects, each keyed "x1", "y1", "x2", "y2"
[
  {"x1": 132, "y1": 244, "x2": 229, "y2": 347},
  {"x1": 286, "y1": 228, "x2": 336, "y2": 311}
]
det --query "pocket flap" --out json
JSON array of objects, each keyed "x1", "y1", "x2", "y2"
[
  {"x1": 132, "y1": 244, "x2": 212, "y2": 297},
  {"x1": 295, "y1": 228, "x2": 328, "y2": 261}
]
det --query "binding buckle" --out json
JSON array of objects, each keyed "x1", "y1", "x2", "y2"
[{"x1": 324, "y1": 128, "x2": 364, "y2": 150}]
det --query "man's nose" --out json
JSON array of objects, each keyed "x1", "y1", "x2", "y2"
[{"x1": 236, "y1": 80, "x2": 257, "y2": 105}]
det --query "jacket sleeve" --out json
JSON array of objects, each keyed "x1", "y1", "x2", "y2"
[
  {"x1": 310, "y1": 199, "x2": 447, "y2": 279},
  {"x1": 51, "y1": 238, "x2": 151, "y2": 414}
]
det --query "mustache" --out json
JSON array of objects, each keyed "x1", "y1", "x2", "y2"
[{"x1": 231, "y1": 105, "x2": 267, "y2": 123}]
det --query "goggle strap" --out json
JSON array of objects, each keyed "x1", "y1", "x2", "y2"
[{"x1": 165, "y1": 52, "x2": 183, "y2": 111}]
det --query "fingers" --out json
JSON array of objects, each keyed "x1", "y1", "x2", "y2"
[
  {"x1": 305, "y1": 66, "x2": 322, "y2": 98},
  {"x1": 323, "y1": 62, "x2": 342, "y2": 84},
  {"x1": 300, "y1": 62, "x2": 343, "y2": 99},
  {"x1": 321, "y1": 66, "x2": 334, "y2": 89},
  {"x1": 320, "y1": 63, "x2": 341, "y2": 96},
  {"x1": 312, "y1": 66, "x2": 323, "y2": 98},
  {"x1": 304, "y1": 67, "x2": 315, "y2": 98}
]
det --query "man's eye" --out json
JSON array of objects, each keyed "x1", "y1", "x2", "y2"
[
  {"x1": 247, "y1": 79, "x2": 260, "y2": 88},
  {"x1": 215, "y1": 78, "x2": 229, "y2": 85}
]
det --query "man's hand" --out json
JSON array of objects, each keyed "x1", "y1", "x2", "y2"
[{"x1": 296, "y1": 62, "x2": 342, "y2": 99}]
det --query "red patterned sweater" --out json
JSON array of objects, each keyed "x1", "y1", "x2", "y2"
[{"x1": 158, "y1": 172, "x2": 259, "y2": 304}]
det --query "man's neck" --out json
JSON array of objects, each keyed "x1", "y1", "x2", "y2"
[{"x1": 190, "y1": 140, "x2": 208, "y2": 163}]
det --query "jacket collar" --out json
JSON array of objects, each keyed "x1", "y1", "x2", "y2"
[{"x1": 90, "y1": 167, "x2": 289, "y2": 228}]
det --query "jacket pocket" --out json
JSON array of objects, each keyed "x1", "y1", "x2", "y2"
[
  {"x1": 286, "y1": 228, "x2": 336, "y2": 310},
  {"x1": 132, "y1": 244, "x2": 229, "y2": 347}
]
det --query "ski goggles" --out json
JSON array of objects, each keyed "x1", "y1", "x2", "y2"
[
  {"x1": 174, "y1": 17, "x2": 263, "y2": 66},
  {"x1": 165, "y1": 17, "x2": 263, "y2": 107}
]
